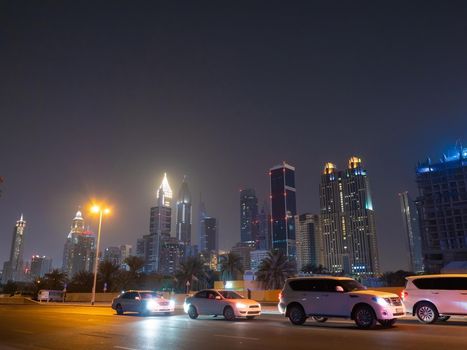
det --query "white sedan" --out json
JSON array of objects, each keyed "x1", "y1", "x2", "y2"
[
  {"x1": 112, "y1": 290, "x2": 175, "y2": 315},
  {"x1": 184, "y1": 289, "x2": 261, "y2": 321}
]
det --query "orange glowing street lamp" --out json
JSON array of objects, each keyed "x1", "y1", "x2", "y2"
[{"x1": 90, "y1": 203, "x2": 111, "y2": 306}]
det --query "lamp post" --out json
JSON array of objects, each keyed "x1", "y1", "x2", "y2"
[{"x1": 90, "y1": 204, "x2": 110, "y2": 306}]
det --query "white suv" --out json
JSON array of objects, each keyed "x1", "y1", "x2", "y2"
[
  {"x1": 278, "y1": 277, "x2": 405, "y2": 329},
  {"x1": 403, "y1": 274, "x2": 467, "y2": 323}
]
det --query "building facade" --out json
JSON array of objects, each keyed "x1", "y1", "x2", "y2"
[
  {"x1": 270, "y1": 162, "x2": 297, "y2": 260},
  {"x1": 319, "y1": 157, "x2": 380, "y2": 275},
  {"x1": 295, "y1": 213, "x2": 322, "y2": 271},
  {"x1": 176, "y1": 176, "x2": 192, "y2": 249},
  {"x1": 240, "y1": 188, "x2": 259, "y2": 243},
  {"x1": 2, "y1": 214, "x2": 27, "y2": 283},
  {"x1": 415, "y1": 145, "x2": 467, "y2": 273},
  {"x1": 399, "y1": 191, "x2": 424, "y2": 272},
  {"x1": 257, "y1": 201, "x2": 272, "y2": 250},
  {"x1": 30, "y1": 255, "x2": 52, "y2": 279},
  {"x1": 62, "y1": 210, "x2": 96, "y2": 278}
]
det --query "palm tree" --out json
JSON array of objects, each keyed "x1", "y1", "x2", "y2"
[
  {"x1": 124, "y1": 256, "x2": 145, "y2": 277},
  {"x1": 42, "y1": 269, "x2": 67, "y2": 290},
  {"x1": 69, "y1": 271, "x2": 95, "y2": 292},
  {"x1": 256, "y1": 250, "x2": 295, "y2": 290},
  {"x1": 219, "y1": 252, "x2": 244, "y2": 281},
  {"x1": 175, "y1": 256, "x2": 208, "y2": 292},
  {"x1": 98, "y1": 260, "x2": 120, "y2": 292}
]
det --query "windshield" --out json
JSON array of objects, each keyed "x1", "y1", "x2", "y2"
[
  {"x1": 140, "y1": 292, "x2": 163, "y2": 299},
  {"x1": 218, "y1": 291, "x2": 244, "y2": 299},
  {"x1": 339, "y1": 280, "x2": 366, "y2": 292}
]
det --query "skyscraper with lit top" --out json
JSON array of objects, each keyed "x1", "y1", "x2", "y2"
[
  {"x1": 415, "y1": 144, "x2": 467, "y2": 273},
  {"x1": 270, "y1": 162, "x2": 297, "y2": 261},
  {"x1": 2, "y1": 214, "x2": 27, "y2": 283},
  {"x1": 320, "y1": 157, "x2": 379, "y2": 275}
]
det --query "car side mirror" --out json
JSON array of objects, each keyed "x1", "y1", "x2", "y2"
[
  {"x1": 335, "y1": 286, "x2": 344, "y2": 293},
  {"x1": 215, "y1": 296, "x2": 222, "y2": 300}
]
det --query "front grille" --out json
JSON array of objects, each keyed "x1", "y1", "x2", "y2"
[
  {"x1": 389, "y1": 297, "x2": 402, "y2": 306},
  {"x1": 249, "y1": 305, "x2": 260, "y2": 309},
  {"x1": 158, "y1": 301, "x2": 169, "y2": 306}
]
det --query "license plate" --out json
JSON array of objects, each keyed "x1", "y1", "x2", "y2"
[{"x1": 395, "y1": 308, "x2": 403, "y2": 314}]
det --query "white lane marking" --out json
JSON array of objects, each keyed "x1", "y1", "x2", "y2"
[
  {"x1": 114, "y1": 346, "x2": 139, "y2": 350},
  {"x1": 214, "y1": 334, "x2": 259, "y2": 341}
]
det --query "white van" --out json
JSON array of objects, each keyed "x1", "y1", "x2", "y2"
[
  {"x1": 403, "y1": 274, "x2": 467, "y2": 323},
  {"x1": 38, "y1": 290, "x2": 65, "y2": 302}
]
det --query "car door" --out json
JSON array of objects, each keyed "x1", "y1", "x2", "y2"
[
  {"x1": 442, "y1": 277, "x2": 467, "y2": 315},
  {"x1": 317, "y1": 280, "x2": 348, "y2": 316},
  {"x1": 191, "y1": 291, "x2": 207, "y2": 314},
  {"x1": 288, "y1": 279, "x2": 320, "y2": 315},
  {"x1": 121, "y1": 292, "x2": 139, "y2": 312},
  {"x1": 205, "y1": 291, "x2": 224, "y2": 315}
]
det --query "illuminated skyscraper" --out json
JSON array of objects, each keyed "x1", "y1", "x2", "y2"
[
  {"x1": 30, "y1": 255, "x2": 52, "y2": 279},
  {"x1": 415, "y1": 144, "x2": 467, "y2": 273},
  {"x1": 240, "y1": 188, "x2": 259, "y2": 244},
  {"x1": 270, "y1": 162, "x2": 297, "y2": 260},
  {"x1": 320, "y1": 157, "x2": 380, "y2": 275},
  {"x1": 62, "y1": 209, "x2": 96, "y2": 277},
  {"x1": 176, "y1": 176, "x2": 192, "y2": 246},
  {"x1": 257, "y1": 201, "x2": 272, "y2": 250},
  {"x1": 2, "y1": 214, "x2": 27, "y2": 283},
  {"x1": 399, "y1": 191, "x2": 424, "y2": 272},
  {"x1": 139, "y1": 173, "x2": 174, "y2": 273}
]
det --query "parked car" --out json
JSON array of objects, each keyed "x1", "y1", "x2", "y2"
[
  {"x1": 278, "y1": 277, "x2": 405, "y2": 329},
  {"x1": 183, "y1": 289, "x2": 261, "y2": 321},
  {"x1": 402, "y1": 274, "x2": 467, "y2": 323},
  {"x1": 37, "y1": 290, "x2": 65, "y2": 302},
  {"x1": 111, "y1": 290, "x2": 175, "y2": 316}
]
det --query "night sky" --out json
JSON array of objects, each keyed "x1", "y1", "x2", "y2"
[{"x1": 1, "y1": 1, "x2": 466, "y2": 272}]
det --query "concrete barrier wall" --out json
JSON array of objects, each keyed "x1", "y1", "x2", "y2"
[
  {"x1": 65, "y1": 293, "x2": 120, "y2": 302},
  {"x1": 0, "y1": 297, "x2": 37, "y2": 305}
]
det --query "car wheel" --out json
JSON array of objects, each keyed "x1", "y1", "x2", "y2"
[
  {"x1": 438, "y1": 316, "x2": 450, "y2": 322},
  {"x1": 288, "y1": 304, "x2": 307, "y2": 325},
  {"x1": 223, "y1": 306, "x2": 236, "y2": 321},
  {"x1": 378, "y1": 319, "x2": 397, "y2": 328},
  {"x1": 312, "y1": 316, "x2": 328, "y2": 323},
  {"x1": 416, "y1": 302, "x2": 438, "y2": 324},
  {"x1": 116, "y1": 304, "x2": 124, "y2": 315},
  {"x1": 246, "y1": 316, "x2": 255, "y2": 320},
  {"x1": 188, "y1": 305, "x2": 198, "y2": 319},
  {"x1": 354, "y1": 305, "x2": 377, "y2": 329}
]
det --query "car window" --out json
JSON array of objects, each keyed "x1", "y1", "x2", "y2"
[
  {"x1": 207, "y1": 291, "x2": 218, "y2": 299},
  {"x1": 194, "y1": 291, "x2": 208, "y2": 298},
  {"x1": 289, "y1": 278, "x2": 327, "y2": 292},
  {"x1": 122, "y1": 292, "x2": 138, "y2": 299},
  {"x1": 218, "y1": 291, "x2": 244, "y2": 299},
  {"x1": 140, "y1": 292, "x2": 161, "y2": 299}
]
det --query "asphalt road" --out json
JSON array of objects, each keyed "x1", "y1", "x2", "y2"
[{"x1": 0, "y1": 304, "x2": 466, "y2": 350}]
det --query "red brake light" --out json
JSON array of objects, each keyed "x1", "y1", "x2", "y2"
[
  {"x1": 401, "y1": 291, "x2": 408, "y2": 300},
  {"x1": 278, "y1": 292, "x2": 282, "y2": 300}
]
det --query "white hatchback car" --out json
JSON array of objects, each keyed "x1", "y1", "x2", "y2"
[
  {"x1": 184, "y1": 289, "x2": 261, "y2": 321},
  {"x1": 403, "y1": 274, "x2": 467, "y2": 323},
  {"x1": 278, "y1": 277, "x2": 405, "y2": 329}
]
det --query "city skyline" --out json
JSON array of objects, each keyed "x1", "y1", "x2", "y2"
[{"x1": 1, "y1": 2, "x2": 467, "y2": 273}]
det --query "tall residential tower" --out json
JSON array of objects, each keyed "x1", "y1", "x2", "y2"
[
  {"x1": 240, "y1": 188, "x2": 259, "y2": 244},
  {"x1": 319, "y1": 157, "x2": 379, "y2": 275},
  {"x1": 2, "y1": 215, "x2": 27, "y2": 283}
]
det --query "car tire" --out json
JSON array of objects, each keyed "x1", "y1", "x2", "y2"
[
  {"x1": 116, "y1": 304, "x2": 124, "y2": 315},
  {"x1": 354, "y1": 305, "x2": 377, "y2": 329},
  {"x1": 438, "y1": 316, "x2": 450, "y2": 322},
  {"x1": 312, "y1": 316, "x2": 328, "y2": 323},
  {"x1": 246, "y1": 316, "x2": 255, "y2": 320},
  {"x1": 188, "y1": 305, "x2": 198, "y2": 319},
  {"x1": 378, "y1": 319, "x2": 397, "y2": 328},
  {"x1": 415, "y1": 302, "x2": 438, "y2": 324},
  {"x1": 288, "y1": 304, "x2": 307, "y2": 325},
  {"x1": 223, "y1": 306, "x2": 236, "y2": 321}
]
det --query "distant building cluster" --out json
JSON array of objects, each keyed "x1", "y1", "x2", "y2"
[{"x1": 2, "y1": 143, "x2": 466, "y2": 284}]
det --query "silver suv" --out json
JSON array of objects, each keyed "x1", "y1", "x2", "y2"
[
  {"x1": 403, "y1": 274, "x2": 467, "y2": 323},
  {"x1": 278, "y1": 277, "x2": 405, "y2": 329}
]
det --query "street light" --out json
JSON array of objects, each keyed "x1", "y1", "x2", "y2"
[{"x1": 90, "y1": 203, "x2": 111, "y2": 306}]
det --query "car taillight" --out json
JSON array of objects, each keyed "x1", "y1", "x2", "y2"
[
  {"x1": 278, "y1": 292, "x2": 282, "y2": 300},
  {"x1": 401, "y1": 291, "x2": 408, "y2": 300}
]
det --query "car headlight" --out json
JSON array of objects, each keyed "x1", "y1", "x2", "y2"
[
  {"x1": 236, "y1": 302, "x2": 247, "y2": 309},
  {"x1": 372, "y1": 297, "x2": 389, "y2": 306},
  {"x1": 146, "y1": 300, "x2": 157, "y2": 310}
]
